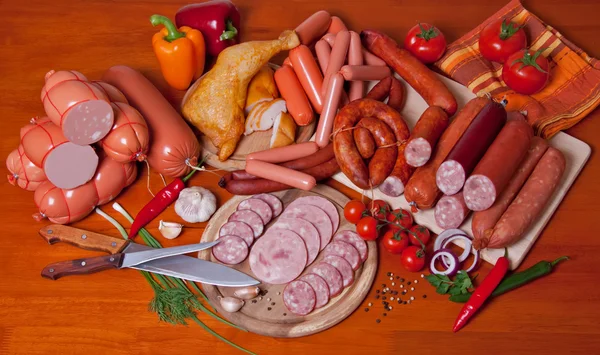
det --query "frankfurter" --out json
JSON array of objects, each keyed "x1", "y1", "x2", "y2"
[
  {"x1": 471, "y1": 137, "x2": 548, "y2": 242},
  {"x1": 246, "y1": 160, "x2": 316, "y2": 191},
  {"x1": 435, "y1": 101, "x2": 506, "y2": 195},
  {"x1": 295, "y1": 10, "x2": 332, "y2": 45},
  {"x1": 274, "y1": 65, "x2": 314, "y2": 126},
  {"x1": 322, "y1": 33, "x2": 387, "y2": 66},
  {"x1": 315, "y1": 39, "x2": 331, "y2": 73},
  {"x1": 434, "y1": 191, "x2": 470, "y2": 229},
  {"x1": 316, "y1": 73, "x2": 345, "y2": 148},
  {"x1": 404, "y1": 97, "x2": 490, "y2": 210},
  {"x1": 102, "y1": 65, "x2": 201, "y2": 177},
  {"x1": 365, "y1": 76, "x2": 392, "y2": 101},
  {"x1": 405, "y1": 106, "x2": 449, "y2": 167},
  {"x1": 354, "y1": 127, "x2": 376, "y2": 159},
  {"x1": 387, "y1": 77, "x2": 405, "y2": 112},
  {"x1": 463, "y1": 118, "x2": 533, "y2": 211},
  {"x1": 322, "y1": 31, "x2": 350, "y2": 96},
  {"x1": 327, "y1": 16, "x2": 348, "y2": 34},
  {"x1": 347, "y1": 31, "x2": 364, "y2": 101},
  {"x1": 289, "y1": 45, "x2": 324, "y2": 113},
  {"x1": 283, "y1": 57, "x2": 293, "y2": 68},
  {"x1": 340, "y1": 65, "x2": 391, "y2": 81},
  {"x1": 247, "y1": 141, "x2": 319, "y2": 163},
  {"x1": 476, "y1": 147, "x2": 566, "y2": 250},
  {"x1": 361, "y1": 29, "x2": 457, "y2": 116}
]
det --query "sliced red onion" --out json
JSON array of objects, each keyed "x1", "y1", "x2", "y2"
[
  {"x1": 434, "y1": 229, "x2": 467, "y2": 251},
  {"x1": 442, "y1": 234, "x2": 473, "y2": 262},
  {"x1": 429, "y1": 248, "x2": 460, "y2": 276},
  {"x1": 463, "y1": 249, "x2": 481, "y2": 273}
]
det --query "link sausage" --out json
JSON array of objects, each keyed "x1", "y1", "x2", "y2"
[
  {"x1": 289, "y1": 45, "x2": 324, "y2": 113},
  {"x1": 405, "y1": 106, "x2": 449, "y2": 167},
  {"x1": 274, "y1": 65, "x2": 314, "y2": 126},
  {"x1": 365, "y1": 76, "x2": 392, "y2": 101},
  {"x1": 347, "y1": 31, "x2": 365, "y2": 102},
  {"x1": 295, "y1": 10, "x2": 332, "y2": 45},
  {"x1": 245, "y1": 160, "x2": 316, "y2": 191},
  {"x1": 387, "y1": 76, "x2": 405, "y2": 112},
  {"x1": 353, "y1": 127, "x2": 376, "y2": 159},
  {"x1": 315, "y1": 39, "x2": 331, "y2": 74},
  {"x1": 322, "y1": 31, "x2": 350, "y2": 96},
  {"x1": 355, "y1": 117, "x2": 397, "y2": 186},
  {"x1": 340, "y1": 65, "x2": 391, "y2": 81},
  {"x1": 247, "y1": 142, "x2": 319, "y2": 163},
  {"x1": 316, "y1": 73, "x2": 345, "y2": 148},
  {"x1": 327, "y1": 16, "x2": 348, "y2": 34}
]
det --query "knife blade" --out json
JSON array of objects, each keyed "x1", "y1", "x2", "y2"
[{"x1": 39, "y1": 225, "x2": 260, "y2": 287}]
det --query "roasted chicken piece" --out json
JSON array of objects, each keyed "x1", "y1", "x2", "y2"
[{"x1": 182, "y1": 30, "x2": 300, "y2": 161}]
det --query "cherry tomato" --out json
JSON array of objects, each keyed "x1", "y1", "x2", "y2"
[
  {"x1": 479, "y1": 19, "x2": 527, "y2": 63},
  {"x1": 409, "y1": 225, "x2": 431, "y2": 246},
  {"x1": 401, "y1": 246, "x2": 426, "y2": 272},
  {"x1": 356, "y1": 216, "x2": 379, "y2": 241},
  {"x1": 344, "y1": 200, "x2": 366, "y2": 224},
  {"x1": 369, "y1": 199, "x2": 390, "y2": 220},
  {"x1": 386, "y1": 208, "x2": 413, "y2": 231},
  {"x1": 404, "y1": 23, "x2": 447, "y2": 64},
  {"x1": 382, "y1": 230, "x2": 409, "y2": 254},
  {"x1": 502, "y1": 49, "x2": 550, "y2": 95}
]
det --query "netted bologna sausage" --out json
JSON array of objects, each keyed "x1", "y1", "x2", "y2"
[
  {"x1": 463, "y1": 119, "x2": 533, "y2": 211},
  {"x1": 93, "y1": 154, "x2": 138, "y2": 205},
  {"x1": 212, "y1": 235, "x2": 249, "y2": 265},
  {"x1": 471, "y1": 137, "x2": 549, "y2": 241},
  {"x1": 40, "y1": 70, "x2": 88, "y2": 100},
  {"x1": 271, "y1": 218, "x2": 321, "y2": 265},
  {"x1": 249, "y1": 230, "x2": 307, "y2": 284},
  {"x1": 253, "y1": 193, "x2": 283, "y2": 217},
  {"x1": 100, "y1": 103, "x2": 149, "y2": 164},
  {"x1": 323, "y1": 241, "x2": 361, "y2": 270},
  {"x1": 288, "y1": 195, "x2": 340, "y2": 232},
  {"x1": 311, "y1": 262, "x2": 343, "y2": 297},
  {"x1": 219, "y1": 221, "x2": 254, "y2": 247},
  {"x1": 41, "y1": 76, "x2": 114, "y2": 146},
  {"x1": 228, "y1": 209, "x2": 264, "y2": 238},
  {"x1": 237, "y1": 198, "x2": 273, "y2": 224},
  {"x1": 20, "y1": 117, "x2": 68, "y2": 168},
  {"x1": 475, "y1": 147, "x2": 566, "y2": 250},
  {"x1": 405, "y1": 106, "x2": 449, "y2": 168},
  {"x1": 6, "y1": 145, "x2": 47, "y2": 191},
  {"x1": 103, "y1": 66, "x2": 201, "y2": 178},
  {"x1": 333, "y1": 230, "x2": 368, "y2": 262},
  {"x1": 33, "y1": 180, "x2": 99, "y2": 224},
  {"x1": 323, "y1": 255, "x2": 354, "y2": 287},
  {"x1": 434, "y1": 192, "x2": 470, "y2": 229},
  {"x1": 283, "y1": 280, "x2": 316, "y2": 316},
  {"x1": 435, "y1": 101, "x2": 507, "y2": 196},
  {"x1": 299, "y1": 273, "x2": 330, "y2": 309},
  {"x1": 405, "y1": 97, "x2": 490, "y2": 210},
  {"x1": 282, "y1": 204, "x2": 333, "y2": 250},
  {"x1": 90, "y1": 81, "x2": 128, "y2": 104}
]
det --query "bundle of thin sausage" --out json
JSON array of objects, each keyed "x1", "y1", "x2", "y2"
[
  {"x1": 6, "y1": 67, "x2": 201, "y2": 224},
  {"x1": 212, "y1": 192, "x2": 368, "y2": 316}
]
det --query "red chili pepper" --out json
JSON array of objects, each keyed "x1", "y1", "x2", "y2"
[
  {"x1": 452, "y1": 249, "x2": 510, "y2": 332},
  {"x1": 128, "y1": 168, "x2": 197, "y2": 239}
]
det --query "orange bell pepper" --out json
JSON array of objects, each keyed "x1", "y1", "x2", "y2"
[{"x1": 150, "y1": 14, "x2": 205, "y2": 90}]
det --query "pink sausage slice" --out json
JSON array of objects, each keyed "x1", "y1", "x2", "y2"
[
  {"x1": 20, "y1": 117, "x2": 68, "y2": 168},
  {"x1": 271, "y1": 217, "x2": 321, "y2": 265},
  {"x1": 333, "y1": 230, "x2": 368, "y2": 262},
  {"x1": 323, "y1": 240, "x2": 361, "y2": 270},
  {"x1": 434, "y1": 192, "x2": 471, "y2": 229},
  {"x1": 246, "y1": 142, "x2": 319, "y2": 164},
  {"x1": 219, "y1": 221, "x2": 254, "y2": 247},
  {"x1": 323, "y1": 255, "x2": 354, "y2": 287},
  {"x1": 212, "y1": 235, "x2": 249, "y2": 265},
  {"x1": 237, "y1": 198, "x2": 273, "y2": 225},
  {"x1": 288, "y1": 195, "x2": 340, "y2": 233},
  {"x1": 43, "y1": 143, "x2": 99, "y2": 190},
  {"x1": 283, "y1": 280, "x2": 316, "y2": 316},
  {"x1": 252, "y1": 193, "x2": 283, "y2": 217},
  {"x1": 299, "y1": 273, "x2": 330, "y2": 309},
  {"x1": 282, "y1": 204, "x2": 333, "y2": 250},
  {"x1": 228, "y1": 209, "x2": 264, "y2": 238},
  {"x1": 311, "y1": 262, "x2": 343, "y2": 297},
  {"x1": 249, "y1": 229, "x2": 307, "y2": 284}
]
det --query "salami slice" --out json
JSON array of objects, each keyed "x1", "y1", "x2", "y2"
[
  {"x1": 323, "y1": 255, "x2": 354, "y2": 287},
  {"x1": 249, "y1": 229, "x2": 307, "y2": 284},
  {"x1": 378, "y1": 176, "x2": 405, "y2": 197},
  {"x1": 283, "y1": 280, "x2": 316, "y2": 316},
  {"x1": 434, "y1": 192, "x2": 470, "y2": 229},
  {"x1": 323, "y1": 241, "x2": 361, "y2": 270},
  {"x1": 219, "y1": 221, "x2": 254, "y2": 247},
  {"x1": 333, "y1": 230, "x2": 368, "y2": 262},
  {"x1": 282, "y1": 205, "x2": 333, "y2": 250},
  {"x1": 253, "y1": 193, "x2": 283, "y2": 217},
  {"x1": 44, "y1": 143, "x2": 99, "y2": 189},
  {"x1": 62, "y1": 100, "x2": 115, "y2": 145},
  {"x1": 299, "y1": 273, "x2": 330, "y2": 309},
  {"x1": 228, "y1": 209, "x2": 264, "y2": 238},
  {"x1": 405, "y1": 137, "x2": 432, "y2": 167},
  {"x1": 311, "y1": 262, "x2": 343, "y2": 297},
  {"x1": 288, "y1": 196, "x2": 340, "y2": 232},
  {"x1": 271, "y1": 217, "x2": 320, "y2": 265},
  {"x1": 237, "y1": 198, "x2": 273, "y2": 224},
  {"x1": 212, "y1": 235, "x2": 249, "y2": 265}
]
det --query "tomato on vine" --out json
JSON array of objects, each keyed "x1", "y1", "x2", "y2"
[
  {"x1": 369, "y1": 199, "x2": 390, "y2": 220},
  {"x1": 386, "y1": 208, "x2": 413, "y2": 230},
  {"x1": 382, "y1": 230, "x2": 409, "y2": 254},
  {"x1": 344, "y1": 200, "x2": 366, "y2": 224},
  {"x1": 401, "y1": 246, "x2": 426, "y2": 272}
]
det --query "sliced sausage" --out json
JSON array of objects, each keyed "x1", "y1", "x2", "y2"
[
  {"x1": 43, "y1": 143, "x2": 99, "y2": 190},
  {"x1": 237, "y1": 198, "x2": 273, "y2": 225},
  {"x1": 333, "y1": 230, "x2": 368, "y2": 262},
  {"x1": 434, "y1": 192, "x2": 470, "y2": 229},
  {"x1": 379, "y1": 141, "x2": 414, "y2": 197},
  {"x1": 323, "y1": 255, "x2": 354, "y2": 287},
  {"x1": 228, "y1": 209, "x2": 264, "y2": 238},
  {"x1": 289, "y1": 45, "x2": 324, "y2": 113},
  {"x1": 294, "y1": 10, "x2": 332, "y2": 45},
  {"x1": 323, "y1": 240, "x2": 361, "y2": 270},
  {"x1": 299, "y1": 273, "x2": 330, "y2": 309},
  {"x1": 274, "y1": 65, "x2": 314, "y2": 126},
  {"x1": 212, "y1": 235, "x2": 249, "y2": 265},
  {"x1": 252, "y1": 193, "x2": 283, "y2": 217},
  {"x1": 282, "y1": 204, "x2": 333, "y2": 249},
  {"x1": 271, "y1": 217, "x2": 321, "y2": 265},
  {"x1": 249, "y1": 229, "x2": 308, "y2": 284},
  {"x1": 283, "y1": 280, "x2": 316, "y2": 316},
  {"x1": 311, "y1": 262, "x2": 343, "y2": 297},
  {"x1": 288, "y1": 195, "x2": 340, "y2": 232},
  {"x1": 315, "y1": 72, "x2": 345, "y2": 148},
  {"x1": 20, "y1": 117, "x2": 68, "y2": 168},
  {"x1": 219, "y1": 221, "x2": 255, "y2": 247},
  {"x1": 405, "y1": 106, "x2": 449, "y2": 167},
  {"x1": 100, "y1": 102, "x2": 150, "y2": 163}
]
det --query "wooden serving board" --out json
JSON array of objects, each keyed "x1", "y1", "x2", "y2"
[
  {"x1": 198, "y1": 184, "x2": 378, "y2": 338},
  {"x1": 182, "y1": 64, "x2": 315, "y2": 171},
  {"x1": 332, "y1": 74, "x2": 591, "y2": 270}
]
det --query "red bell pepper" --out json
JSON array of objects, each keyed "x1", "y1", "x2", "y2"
[{"x1": 175, "y1": 0, "x2": 241, "y2": 57}]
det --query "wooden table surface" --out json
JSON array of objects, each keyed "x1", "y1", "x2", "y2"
[{"x1": 1, "y1": 0, "x2": 599, "y2": 354}]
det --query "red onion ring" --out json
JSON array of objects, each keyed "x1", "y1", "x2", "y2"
[
  {"x1": 429, "y1": 248, "x2": 460, "y2": 276},
  {"x1": 463, "y1": 249, "x2": 481, "y2": 273},
  {"x1": 434, "y1": 229, "x2": 467, "y2": 251},
  {"x1": 442, "y1": 234, "x2": 473, "y2": 262}
]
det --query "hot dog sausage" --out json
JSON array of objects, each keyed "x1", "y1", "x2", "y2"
[
  {"x1": 387, "y1": 77, "x2": 405, "y2": 112},
  {"x1": 340, "y1": 65, "x2": 391, "y2": 81},
  {"x1": 355, "y1": 117, "x2": 397, "y2": 186},
  {"x1": 283, "y1": 57, "x2": 293, "y2": 68},
  {"x1": 295, "y1": 10, "x2": 332, "y2": 45},
  {"x1": 322, "y1": 31, "x2": 350, "y2": 96},
  {"x1": 354, "y1": 127, "x2": 376, "y2": 159},
  {"x1": 361, "y1": 29, "x2": 457, "y2": 116},
  {"x1": 404, "y1": 97, "x2": 490, "y2": 210},
  {"x1": 475, "y1": 147, "x2": 566, "y2": 250},
  {"x1": 289, "y1": 45, "x2": 324, "y2": 113},
  {"x1": 274, "y1": 65, "x2": 314, "y2": 126},
  {"x1": 404, "y1": 106, "x2": 449, "y2": 167},
  {"x1": 315, "y1": 39, "x2": 331, "y2": 74},
  {"x1": 463, "y1": 119, "x2": 533, "y2": 211},
  {"x1": 435, "y1": 101, "x2": 506, "y2": 195},
  {"x1": 365, "y1": 76, "x2": 392, "y2": 101},
  {"x1": 247, "y1": 142, "x2": 319, "y2": 163},
  {"x1": 362, "y1": 49, "x2": 387, "y2": 66},
  {"x1": 102, "y1": 65, "x2": 201, "y2": 177},
  {"x1": 471, "y1": 137, "x2": 548, "y2": 242},
  {"x1": 245, "y1": 160, "x2": 317, "y2": 191},
  {"x1": 347, "y1": 31, "x2": 364, "y2": 102},
  {"x1": 316, "y1": 73, "x2": 345, "y2": 148},
  {"x1": 434, "y1": 191, "x2": 470, "y2": 229},
  {"x1": 327, "y1": 16, "x2": 348, "y2": 34},
  {"x1": 100, "y1": 102, "x2": 150, "y2": 163}
]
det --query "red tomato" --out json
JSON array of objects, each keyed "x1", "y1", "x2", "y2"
[
  {"x1": 344, "y1": 200, "x2": 366, "y2": 224},
  {"x1": 404, "y1": 23, "x2": 447, "y2": 64},
  {"x1": 382, "y1": 230, "x2": 409, "y2": 254},
  {"x1": 479, "y1": 19, "x2": 527, "y2": 64},
  {"x1": 386, "y1": 209, "x2": 413, "y2": 231},
  {"x1": 502, "y1": 49, "x2": 550, "y2": 95},
  {"x1": 409, "y1": 225, "x2": 431, "y2": 246},
  {"x1": 356, "y1": 216, "x2": 379, "y2": 241},
  {"x1": 369, "y1": 199, "x2": 390, "y2": 220},
  {"x1": 401, "y1": 246, "x2": 426, "y2": 272}
]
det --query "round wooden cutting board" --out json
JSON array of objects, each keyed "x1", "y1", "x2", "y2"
[{"x1": 198, "y1": 185, "x2": 377, "y2": 338}]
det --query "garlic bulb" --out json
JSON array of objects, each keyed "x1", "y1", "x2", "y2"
[
  {"x1": 174, "y1": 186, "x2": 217, "y2": 223},
  {"x1": 158, "y1": 220, "x2": 183, "y2": 239},
  {"x1": 219, "y1": 296, "x2": 244, "y2": 313},
  {"x1": 233, "y1": 286, "x2": 260, "y2": 300}
]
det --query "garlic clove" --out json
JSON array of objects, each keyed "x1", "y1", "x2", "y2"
[
  {"x1": 219, "y1": 296, "x2": 244, "y2": 313},
  {"x1": 233, "y1": 286, "x2": 261, "y2": 300},
  {"x1": 158, "y1": 220, "x2": 183, "y2": 239}
]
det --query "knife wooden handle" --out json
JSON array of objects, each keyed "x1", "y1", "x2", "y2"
[
  {"x1": 39, "y1": 225, "x2": 128, "y2": 254},
  {"x1": 41, "y1": 253, "x2": 126, "y2": 280}
]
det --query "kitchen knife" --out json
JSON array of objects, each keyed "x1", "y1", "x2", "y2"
[{"x1": 39, "y1": 225, "x2": 260, "y2": 287}]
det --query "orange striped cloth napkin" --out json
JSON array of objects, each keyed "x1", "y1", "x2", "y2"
[{"x1": 434, "y1": 0, "x2": 600, "y2": 138}]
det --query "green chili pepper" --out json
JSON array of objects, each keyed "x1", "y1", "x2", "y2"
[{"x1": 449, "y1": 256, "x2": 569, "y2": 303}]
